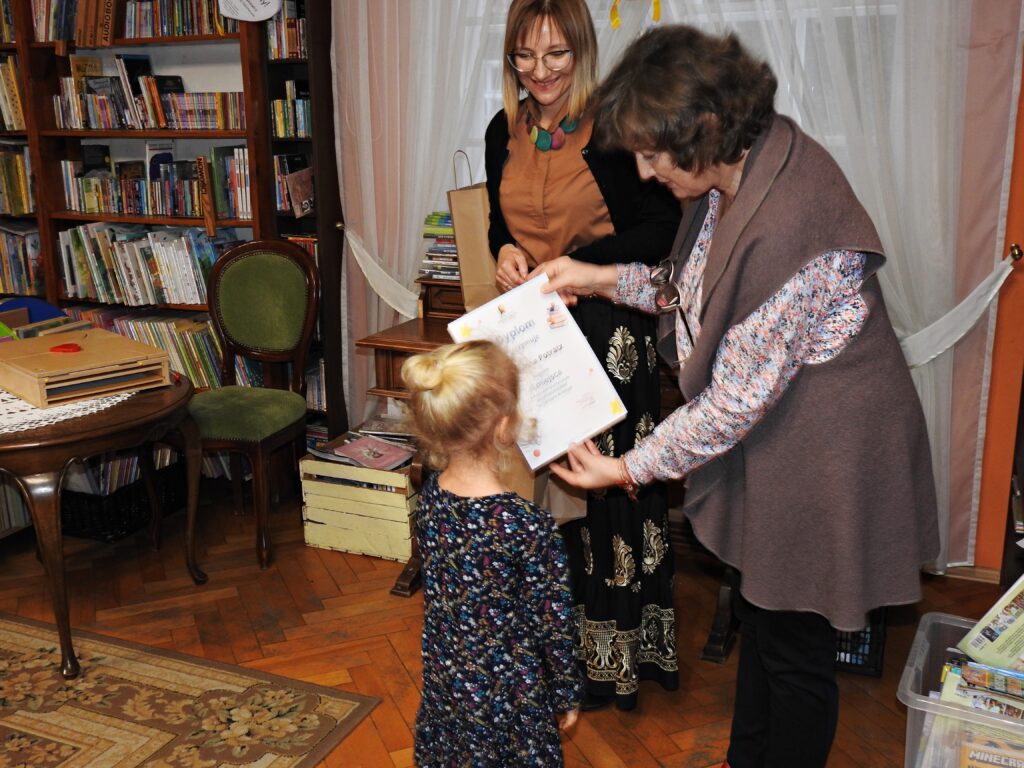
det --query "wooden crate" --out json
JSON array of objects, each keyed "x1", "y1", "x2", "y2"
[
  {"x1": 299, "y1": 454, "x2": 417, "y2": 562},
  {"x1": 0, "y1": 329, "x2": 169, "y2": 408}
]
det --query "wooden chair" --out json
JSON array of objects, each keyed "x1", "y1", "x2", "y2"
[{"x1": 188, "y1": 239, "x2": 319, "y2": 569}]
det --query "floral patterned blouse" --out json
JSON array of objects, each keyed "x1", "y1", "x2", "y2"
[
  {"x1": 414, "y1": 473, "x2": 582, "y2": 768},
  {"x1": 615, "y1": 189, "x2": 870, "y2": 485}
]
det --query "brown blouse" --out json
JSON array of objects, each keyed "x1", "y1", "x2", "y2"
[{"x1": 499, "y1": 111, "x2": 614, "y2": 265}]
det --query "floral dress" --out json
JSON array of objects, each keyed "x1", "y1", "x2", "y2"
[{"x1": 413, "y1": 473, "x2": 582, "y2": 768}]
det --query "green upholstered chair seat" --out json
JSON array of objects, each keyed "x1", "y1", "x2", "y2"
[{"x1": 189, "y1": 386, "x2": 307, "y2": 442}]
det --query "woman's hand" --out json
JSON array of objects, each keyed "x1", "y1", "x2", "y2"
[
  {"x1": 549, "y1": 439, "x2": 623, "y2": 490},
  {"x1": 529, "y1": 257, "x2": 618, "y2": 307},
  {"x1": 496, "y1": 244, "x2": 530, "y2": 292},
  {"x1": 557, "y1": 708, "x2": 579, "y2": 731}
]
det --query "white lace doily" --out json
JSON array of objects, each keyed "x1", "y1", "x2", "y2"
[{"x1": 0, "y1": 390, "x2": 135, "y2": 435}]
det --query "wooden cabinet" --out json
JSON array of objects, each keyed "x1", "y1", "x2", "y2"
[{"x1": 355, "y1": 278, "x2": 466, "y2": 400}]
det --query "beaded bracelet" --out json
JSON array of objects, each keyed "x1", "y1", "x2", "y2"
[{"x1": 618, "y1": 458, "x2": 639, "y2": 501}]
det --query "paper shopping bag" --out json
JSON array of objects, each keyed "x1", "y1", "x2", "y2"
[{"x1": 447, "y1": 182, "x2": 500, "y2": 312}]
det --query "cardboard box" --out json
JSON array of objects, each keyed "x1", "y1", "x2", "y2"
[
  {"x1": 0, "y1": 328, "x2": 170, "y2": 407},
  {"x1": 299, "y1": 453, "x2": 416, "y2": 562}
]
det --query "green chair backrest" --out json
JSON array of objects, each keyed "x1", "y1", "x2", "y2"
[{"x1": 216, "y1": 251, "x2": 309, "y2": 353}]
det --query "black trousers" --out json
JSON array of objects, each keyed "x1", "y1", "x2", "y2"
[{"x1": 726, "y1": 594, "x2": 838, "y2": 768}]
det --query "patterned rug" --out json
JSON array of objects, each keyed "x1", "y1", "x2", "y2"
[{"x1": 0, "y1": 614, "x2": 377, "y2": 767}]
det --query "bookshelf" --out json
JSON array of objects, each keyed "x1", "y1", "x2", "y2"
[
  {"x1": 0, "y1": 0, "x2": 348, "y2": 525},
  {"x1": 264, "y1": 0, "x2": 347, "y2": 440}
]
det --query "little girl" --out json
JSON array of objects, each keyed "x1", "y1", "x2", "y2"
[{"x1": 402, "y1": 340, "x2": 581, "y2": 767}]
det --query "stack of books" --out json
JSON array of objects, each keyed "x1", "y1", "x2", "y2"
[
  {"x1": 59, "y1": 142, "x2": 250, "y2": 222},
  {"x1": 0, "y1": 55, "x2": 24, "y2": 131},
  {"x1": 285, "y1": 234, "x2": 318, "y2": 262},
  {"x1": 266, "y1": 0, "x2": 306, "y2": 60},
  {"x1": 122, "y1": 0, "x2": 240, "y2": 38},
  {"x1": 272, "y1": 153, "x2": 313, "y2": 217},
  {"x1": 271, "y1": 79, "x2": 311, "y2": 138},
  {"x1": 0, "y1": 221, "x2": 41, "y2": 296},
  {"x1": 53, "y1": 53, "x2": 245, "y2": 131},
  {"x1": 56, "y1": 222, "x2": 241, "y2": 306},
  {"x1": 419, "y1": 211, "x2": 459, "y2": 281},
  {"x1": 0, "y1": 142, "x2": 34, "y2": 216},
  {"x1": 0, "y1": 3, "x2": 13, "y2": 43}
]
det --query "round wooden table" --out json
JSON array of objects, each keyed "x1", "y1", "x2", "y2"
[{"x1": 0, "y1": 377, "x2": 205, "y2": 678}]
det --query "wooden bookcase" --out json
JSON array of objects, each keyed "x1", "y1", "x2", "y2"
[
  {"x1": 264, "y1": 0, "x2": 347, "y2": 439},
  {"x1": 0, "y1": 0, "x2": 346, "y2": 439}
]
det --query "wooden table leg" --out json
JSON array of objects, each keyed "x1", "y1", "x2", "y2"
[
  {"x1": 391, "y1": 533, "x2": 421, "y2": 597},
  {"x1": 701, "y1": 567, "x2": 740, "y2": 664},
  {"x1": 139, "y1": 443, "x2": 161, "y2": 550},
  {"x1": 178, "y1": 415, "x2": 207, "y2": 586},
  {"x1": 21, "y1": 471, "x2": 79, "y2": 679}
]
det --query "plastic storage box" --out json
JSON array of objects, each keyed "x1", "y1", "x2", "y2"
[{"x1": 897, "y1": 612, "x2": 1024, "y2": 767}]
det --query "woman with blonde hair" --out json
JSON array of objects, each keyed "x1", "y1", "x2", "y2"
[{"x1": 486, "y1": 0, "x2": 681, "y2": 712}]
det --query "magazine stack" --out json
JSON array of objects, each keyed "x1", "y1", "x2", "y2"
[{"x1": 418, "y1": 211, "x2": 459, "y2": 282}]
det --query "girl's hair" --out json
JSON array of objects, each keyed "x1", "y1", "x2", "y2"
[
  {"x1": 401, "y1": 340, "x2": 522, "y2": 478},
  {"x1": 502, "y1": 0, "x2": 598, "y2": 130},
  {"x1": 593, "y1": 24, "x2": 777, "y2": 172}
]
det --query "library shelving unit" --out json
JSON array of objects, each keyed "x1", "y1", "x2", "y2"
[
  {"x1": 0, "y1": 0, "x2": 348, "y2": 532},
  {"x1": 264, "y1": 0, "x2": 347, "y2": 440}
]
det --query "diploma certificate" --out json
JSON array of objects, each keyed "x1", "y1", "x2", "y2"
[{"x1": 447, "y1": 274, "x2": 627, "y2": 470}]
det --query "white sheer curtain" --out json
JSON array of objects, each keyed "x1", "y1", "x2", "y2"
[
  {"x1": 332, "y1": 2, "x2": 507, "y2": 420},
  {"x1": 333, "y1": 1, "x2": 1022, "y2": 568}
]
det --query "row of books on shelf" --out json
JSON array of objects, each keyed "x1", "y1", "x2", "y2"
[
  {"x1": 0, "y1": 2, "x2": 12, "y2": 43},
  {"x1": 0, "y1": 141, "x2": 32, "y2": 216},
  {"x1": 0, "y1": 478, "x2": 30, "y2": 531},
  {"x1": 419, "y1": 211, "x2": 460, "y2": 281},
  {"x1": 55, "y1": 56, "x2": 245, "y2": 131},
  {"x1": 0, "y1": 221, "x2": 41, "y2": 296},
  {"x1": 271, "y1": 80, "x2": 310, "y2": 138},
  {"x1": 283, "y1": 233, "x2": 317, "y2": 260},
  {"x1": 266, "y1": 8, "x2": 305, "y2": 60},
  {"x1": 273, "y1": 153, "x2": 313, "y2": 217},
  {"x1": 29, "y1": 0, "x2": 239, "y2": 44},
  {"x1": 58, "y1": 222, "x2": 242, "y2": 306},
  {"x1": 123, "y1": 0, "x2": 239, "y2": 39},
  {"x1": 305, "y1": 355, "x2": 325, "y2": 412},
  {"x1": 61, "y1": 143, "x2": 251, "y2": 221},
  {"x1": 65, "y1": 445, "x2": 178, "y2": 496},
  {"x1": 0, "y1": 55, "x2": 24, "y2": 131}
]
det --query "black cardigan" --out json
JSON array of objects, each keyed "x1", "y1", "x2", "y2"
[{"x1": 484, "y1": 109, "x2": 680, "y2": 267}]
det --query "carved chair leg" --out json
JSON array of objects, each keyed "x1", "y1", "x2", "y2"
[
  {"x1": 230, "y1": 453, "x2": 246, "y2": 516},
  {"x1": 253, "y1": 448, "x2": 272, "y2": 569}
]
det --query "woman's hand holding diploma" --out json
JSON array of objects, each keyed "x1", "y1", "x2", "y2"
[
  {"x1": 530, "y1": 257, "x2": 619, "y2": 307},
  {"x1": 549, "y1": 439, "x2": 623, "y2": 490}
]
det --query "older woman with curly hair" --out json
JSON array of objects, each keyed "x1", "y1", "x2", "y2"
[{"x1": 534, "y1": 24, "x2": 939, "y2": 767}]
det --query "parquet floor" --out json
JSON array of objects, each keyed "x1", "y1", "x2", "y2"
[{"x1": 0, "y1": 486, "x2": 1003, "y2": 767}]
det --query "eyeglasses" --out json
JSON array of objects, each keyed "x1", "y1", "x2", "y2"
[
  {"x1": 650, "y1": 258, "x2": 695, "y2": 347},
  {"x1": 650, "y1": 259, "x2": 681, "y2": 313},
  {"x1": 507, "y1": 49, "x2": 573, "y2": 73}
]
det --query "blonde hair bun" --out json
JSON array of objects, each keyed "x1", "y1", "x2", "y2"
[{"x1": 401, "y1": 340, "x2": 522, "y2": 476}]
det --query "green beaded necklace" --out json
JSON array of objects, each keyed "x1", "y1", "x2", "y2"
[{"x1": 526, "y1": 112, "x2": 580, "y2": 151}]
